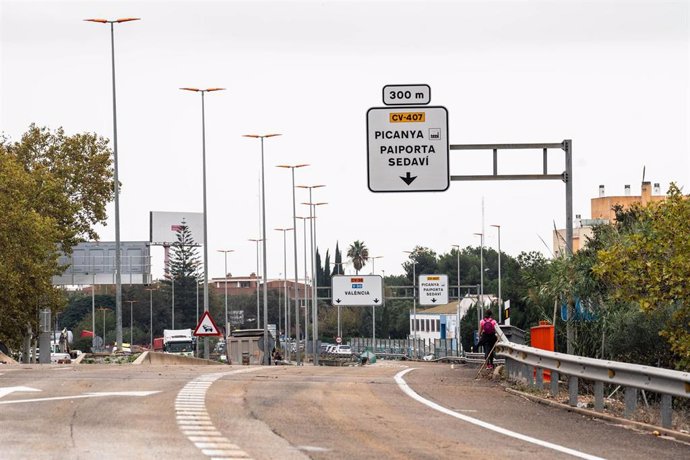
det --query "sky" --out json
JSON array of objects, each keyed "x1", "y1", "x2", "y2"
[{"x1": 2, "y1": 0, "x2": 689, "y2": 284}]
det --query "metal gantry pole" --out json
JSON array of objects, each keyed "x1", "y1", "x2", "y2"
[{"x1": 565, "y1": 139, "x2": 574, "y2": 354}]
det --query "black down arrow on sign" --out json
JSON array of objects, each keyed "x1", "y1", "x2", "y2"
[{"x1": 400, "y1": 172, "x2": 417, "y2": 185}]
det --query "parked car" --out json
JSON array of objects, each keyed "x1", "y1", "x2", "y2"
[{"x1": 332, "y1": 345, "x2": 352, "y2": 356}]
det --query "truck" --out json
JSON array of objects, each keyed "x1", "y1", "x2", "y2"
[{"x1": 163, "y1": 329, "x2": 195, "y2": 356}]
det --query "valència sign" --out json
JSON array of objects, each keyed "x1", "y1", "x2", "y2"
[
  {"x1": 418, "y1": 274, "x2": 449, "y2": 306},
  {"x1": 367, "y1": 84, "x2": 449, "y2": 192},
  {"x1": 331, "y1": 275, "x2": 383, "y2": 306}
]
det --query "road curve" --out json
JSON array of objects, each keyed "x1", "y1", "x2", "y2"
[{"x1": 1, "y1": 362, "x2": 688, "y2": 459}]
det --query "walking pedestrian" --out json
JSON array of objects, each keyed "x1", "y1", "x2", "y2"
[{"x1": 477, "y1": 310, "x2": 498, "y2": 369}]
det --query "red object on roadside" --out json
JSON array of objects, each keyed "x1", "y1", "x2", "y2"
[
  {"x1": 153, "y1": 337, "x2": 164, "y2": 352},
  {"x1": 531, "y1": 320, "x2": 555, "y2": 383},
  {"x1": 80, "y1": 330, "x2": 95, "y2": 338}
]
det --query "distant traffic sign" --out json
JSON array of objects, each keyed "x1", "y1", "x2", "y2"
[
  {"x1": 418, "y1": 274, "x2": 449, "y2": 306},
  {"x1": 383, "y1": 84, "x2": 431, "y2": 106},
  {"x1": 367, "y1": 105, "x2": 449, "y2": 192},
  {"x1": 193, "y1": 311, "x2": 222, "y2": 337},
  {"x1": 331, "y1": 275, "x2": 383, "y2": 306}
]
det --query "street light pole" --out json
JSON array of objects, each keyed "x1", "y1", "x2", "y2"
[
  {"x1": 474, "y1": 232, "x2": 485, "y2": 326},
  {"x1": 125, "y1": 300, "x2": 137, "y2": 345},
  {"x1": 332, "y1": 261, "x2": 349, "y2": 338},
  {"x1": 244, "y1": 134, "x2": 282, "y2": 365},
  {"x1": 403, "y1": 250, "x2": 418, "y2": 358},
  {"x1": 274, "y1": 228, "x2": 293, "y2": 355},
  {"x1": 491, "y1": 225, "x2": 502, "y2": 323},
  {"x1": 369, "y1": 256, "x2": 383, "y2": 345},
  {"x1": 217, "y1": 249, "x2": 234, "y2": 335},
  {"x1": 301, "y1": 200, "x2": 327, "y2": 364},
  {"x1": 248, "y1": 238, "x2": 263, "y2": 326},
  {"x1": 85, "y1": 17, "x2": 140, "y2": 350},
  {"x1": 297, "y1": 185, "x2": 325, "y2": 365},
  {"x1": 296, "y1": 216, "x2": 312, "y2": 355},
  {"x1": 181, "y1": 87, "x2": 225, "y2": 359},
  {"x1": 145, "y1": 288, "x2": 156, "y2": 349},
  {"x1": 277, "y1": 164, "x2": 309, "y2": 365},
  {"x1": 96, "y1": 307, "x2": 109, "y2": 351},
  {"x1": 452, "y1": 244, "x2": 462, "y2": 353}
]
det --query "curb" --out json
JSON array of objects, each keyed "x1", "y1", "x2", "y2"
[{"x1": 504, "y1": 387, "x2": 690, "y2": 444}]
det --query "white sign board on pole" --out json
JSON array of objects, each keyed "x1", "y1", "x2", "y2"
[
  {"x1": 418, "y1": 274, "x2": 449, "y2": 306},
  {"x1": 367, "y1": 105, "x2": 449, "y2": 192},
  {"x1": 331, "y1": 275, "x2": 383, "y2": 306}
]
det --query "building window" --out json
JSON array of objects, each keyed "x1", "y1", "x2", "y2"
[{"x1": 436, "y1": 320, "x2": 440, "y2": 332}]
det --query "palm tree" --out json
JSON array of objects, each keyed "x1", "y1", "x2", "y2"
[{"x1": 347, "y1": 240, "x2": 369, "y2": 274}]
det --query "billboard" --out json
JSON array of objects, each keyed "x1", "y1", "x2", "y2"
[
  {"x1": 150, "y1": 211, "x2": 204, "y2": 245},
  {"x1": 52, "y1": 241, "x2": 152, "y2": 286}
]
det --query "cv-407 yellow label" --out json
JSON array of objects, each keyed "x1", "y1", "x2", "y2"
[{"x1": 389, "y1": 112, "x2": 425, "y2": 123}]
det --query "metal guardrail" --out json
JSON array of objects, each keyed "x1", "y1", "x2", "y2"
[{"x1": 495, "y1": 341, "x2": 690, "y2": 429}]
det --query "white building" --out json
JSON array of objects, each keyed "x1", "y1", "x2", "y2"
[{"x1": 410, "y1": 294, "x2": 497, "y2": 341}]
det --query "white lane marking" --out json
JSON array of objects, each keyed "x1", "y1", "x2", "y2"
[
  {"x1": 297, "y1": 445, "x2": 331, "y2": 452},
  {"x1": 176, "y1": 368, "x2": 265, "y2": 459},
  {"x1": 195, "y1": 442, "x2": 241, "y2": 449},
  {"x1": 0, "y1": 390, "x2": 160, "y2": 405},
  {"x1": 0, "y1": 386, "x2": 41, "y2": 399},
  {"x1": 394, "y1": 369, "x2": 605, "y2": 460}
]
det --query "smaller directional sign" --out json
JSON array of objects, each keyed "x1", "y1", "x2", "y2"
[
  {"x1": 418, "y1": 274, "x2": 449, "y2": 306},
  {"x1": 193, "y1": 311, "x2": 222, "y2": 337},
  {"x1": 331, "y1": 275, "x2": 383, "y2": 306}
]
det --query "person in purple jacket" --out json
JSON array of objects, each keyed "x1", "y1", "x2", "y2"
[{"x1": 477, "y1": 310, "x2": 498, "y2": 369}]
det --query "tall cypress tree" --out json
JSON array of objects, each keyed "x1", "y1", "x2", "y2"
[
  {"x1": 163, "y1": 220, "x2": 202, "y2": 329},
  {"x1": 331, "y1": 241, "x2": 344, "y2": 276}
]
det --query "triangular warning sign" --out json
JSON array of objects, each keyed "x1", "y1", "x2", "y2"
[{"x1": 193, "y1": 311, "x2": 222, "y2": 337}]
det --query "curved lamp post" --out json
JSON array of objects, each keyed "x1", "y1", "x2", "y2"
[
  {"x1": 85, "y1": 17, "x2": 140, "y2": 350},
  {"x1": 243, "y1": 134, "x2": 282, "y2": 365}
]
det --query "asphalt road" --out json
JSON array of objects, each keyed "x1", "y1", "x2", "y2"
[{"x1": 0, "y1": 361, "x2": 688, "y2": 459}]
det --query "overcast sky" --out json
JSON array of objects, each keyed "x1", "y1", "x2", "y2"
[{"x1": 2, "y1": 0, "x2": 689, "y2": 283}]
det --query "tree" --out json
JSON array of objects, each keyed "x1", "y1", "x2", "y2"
[
  {"x1": 0, "y1": 125, "x2": 113, "y2": 350},
  {"x1": 331, "y1": 241, "x2": 344, "y2": 276},
  {"x1": 594, "y1": 184, "x2": 690, "y2": 370},
  {"x1": 163, "y1": 222, "x2": 202, "y2": 329},
  {"x1": 347, "y1": 240, "x2": 369, "y2": 274},
  {"x1": 402, "y1": 246, "x2": 437, "y2": 282}
]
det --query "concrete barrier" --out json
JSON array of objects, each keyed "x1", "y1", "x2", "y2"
[
  {"x1": 133, "y1": 351, "x2": 223, "y2": 365},
  {"x1": 0, "y1": 351, "x2": 18, "y2": 364}
]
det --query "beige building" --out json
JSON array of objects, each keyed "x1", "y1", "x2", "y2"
[{"x1": 554, "y1": 181, "x2": 666, "y2": 255}]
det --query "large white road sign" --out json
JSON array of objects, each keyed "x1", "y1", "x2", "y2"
[
  {"x1": 331, "y1": 275, "x2": 383, "y2": 306},
  {"x1": 367, "y1": 106, "x2": 449, "y2": 192},
  {"x1": 419, "y1": 274, "x2": 448, "y2": 306}
]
